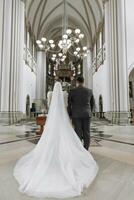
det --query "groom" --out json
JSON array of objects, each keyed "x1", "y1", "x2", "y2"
[{"x1": 68, "y1": 77, "x2": 94, "y2": 150}]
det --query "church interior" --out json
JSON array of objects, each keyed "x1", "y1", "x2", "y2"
[{"x1": 0, "y1": 0, "x2": 134, "y2": 199}]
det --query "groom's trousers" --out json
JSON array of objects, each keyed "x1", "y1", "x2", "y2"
[{"x1": 72, "y1": 118, "x2": 91, "y2": 150}]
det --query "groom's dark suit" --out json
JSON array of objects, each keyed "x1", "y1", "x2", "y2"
[{"x1": 68, "y1": 86, "x2": 94, "y2": 150}]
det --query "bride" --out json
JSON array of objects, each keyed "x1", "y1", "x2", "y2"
[{"x1": 13, "y1": 82, "x2": 98, "y2": 199}]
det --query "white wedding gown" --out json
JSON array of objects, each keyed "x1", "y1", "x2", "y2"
[{"x1": 14, "y1": 82, "x2": 98, "y2": 199}]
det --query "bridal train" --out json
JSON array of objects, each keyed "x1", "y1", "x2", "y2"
[{"x1": 13, "y1": 82, "x2": 98, "y2": 198}]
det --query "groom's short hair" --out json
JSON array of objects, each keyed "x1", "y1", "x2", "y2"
[{"x1": 76, "y1": 76, "x2": 84, "y2": 83}]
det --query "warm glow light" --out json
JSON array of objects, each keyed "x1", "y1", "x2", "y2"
[
  {"x1": 52, "y1": 54, "x2": 56, "y2": 58},
  {"x1": 36, "y1": 25, "x2": 87, "y2": 58},
  {"x1": 49, "y1": 40, "x2": 54, "y2": 44},
  {"x1": 61, "y1": 58, "x2": 65, "y2": 62},
  {"x1": 63, "y1": 34, "x2": 68, "y2": 39},
  {"x1": 36, "y1": 40, "x2": 41, "y2": 44},
  {"x1": 41, "y1": 37, "x2": 47, "y2": 42},
  {"x1": 50, "y1": 44, "x2": 55, "y2": 48},
  {"x1": 66, "y1": 29, "x2": 72, "y2": 35},
  {"x1": 58, "y1": 53, "x2": 63, "y2": 57},
  {"x1": 76, "y1": 47, "x2": 80, "y2": 52},
  {"x1": 74, "y1": 51, "x2": 78, "y2": 55},
  {"x1": 75, "y1": 39, "x2": 80, "y2": 43},
  {"x1": 83, "y1": 46, "x2": 87, "y2": 51},
  {"x1": 79, "y1": 33, "x2": 84, "y2": 39},
  {"x1": 75, "y1": 28, "x2": 81, "y2": 34},
  {"x1": 51, "y1": 57, "x2": 55, "y2": 61},
  {"x1": 39, "y1": 44, "x2": 44, "y2": 49}
]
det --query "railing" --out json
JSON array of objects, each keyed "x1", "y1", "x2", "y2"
[
  {"x1": 92, "y1": 44, "x2": 106, "y2": 74},
  {"x1": 23, "y1": 46, "x2": 37, "y2": 73}
]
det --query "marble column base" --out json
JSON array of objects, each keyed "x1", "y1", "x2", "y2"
[
  {"x1": 0, "y1": 112, "x2": 25, "y2": 124},
  {"x1": 104, "y1": 111, "x2": 130, "y2": 125}
]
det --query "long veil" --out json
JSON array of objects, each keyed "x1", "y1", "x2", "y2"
[{"x1": 13, "y1": 82, "x2": 98, "y2": 198}]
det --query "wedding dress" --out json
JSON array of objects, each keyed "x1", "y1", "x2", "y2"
[{"x1": 13, "y1": 82, "x2": 98, "y2": 199}]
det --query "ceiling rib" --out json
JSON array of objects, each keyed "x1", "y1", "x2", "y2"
[
  {"x1": 37, "y1": 0, "x2": 48, "y2": 37},
  {"x1": 26, "y1": 0, "x2": 103, "y2": 45},
  {"x1": 67, "y1": 2, "x2": 92, "y2": 37},
  {"x1": 32, "y1": 0, "x2": 44, "y2": 33},
  {"x1": 39, "y1": 1, "x2": 63, "y2": 37}
]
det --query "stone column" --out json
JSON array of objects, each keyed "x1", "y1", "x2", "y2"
[
  {"x1": 0, "y1": 0, "x2": 4, "y2": 107},
  {"x1": 0, "y1": 0, "x2": 24, "y2": 124},
  {"x1": 104, "y1": 0, "x2": 130, "y2": 124},
  {"x1": 36, "y1": 51, "x2": 47, "y2": 112},
  {"x1": 18, "y1": 0, "x2": 25, "y2": 116},
  {"x1": 83, "y1": 50, "x2": 93, "y2": 89}
]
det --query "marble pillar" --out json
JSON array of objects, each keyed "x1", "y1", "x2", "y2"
[
  {"x1": 35, "y1": 51, "x2": 47, "y2": 112},
  {"x1": 0, "y1": 0, "x2": 25, "y2": 124},
  {"x1": 83, "y1": 51, "x2": 93, "y2": 89},
  {"x1": 104, "y1": 0, "x2": 130, "y2": 124}
]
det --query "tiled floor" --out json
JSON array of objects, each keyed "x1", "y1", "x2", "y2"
[{"x1": 0, "y1": 119, "x2": 134, "y2": 200}]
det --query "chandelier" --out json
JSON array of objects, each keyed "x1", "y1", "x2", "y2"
[{"x1": 36, "y1": 0, "x2": 89, "y2": 62}]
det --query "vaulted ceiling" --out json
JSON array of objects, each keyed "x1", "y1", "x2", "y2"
[{"x1": 26, "y1": 0, "x2": 103, "y2": 48}]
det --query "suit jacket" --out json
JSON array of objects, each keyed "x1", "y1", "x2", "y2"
[{"x1": 68, "y1": 86, "x2": 94, "y2": 118}]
